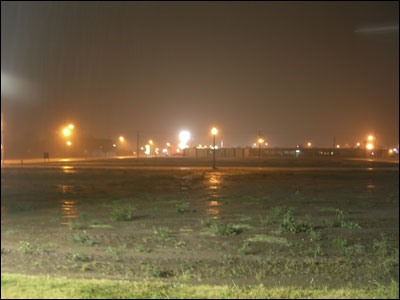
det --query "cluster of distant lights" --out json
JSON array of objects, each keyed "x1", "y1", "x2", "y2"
[
  {"x1": 60, "y1": 127, "x2": 398, "y2": 155},
  {"x1": 61, "y1": 124, "x2": 74, "y2": 146}
]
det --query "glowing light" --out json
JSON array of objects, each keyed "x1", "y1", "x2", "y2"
[
  {"x1": 336, "y1": 145, "x2": 340, "y2": 148},
  {"x1": 68, "y1": 124, "x2": 74, "y2": 129},
  {"x1": 357, "y1": 142, "x2": 361, "y2": 147},
  {"x1": 66, "y1": 141, "x2": 72, "y2": 146},
  {"x1": 211, "y1": 127, "x2": 218, "y2": 135},
  {"x1": 389, "y1": 149, "x2": 393, "y2": 154},
  {"x1": 179, "y1": 130, "x2": 191, "y2": 149},
  {"x1": 166, "y1": 142, "x2": 171, "y2": 147},
  {"x1": 265, "y1": 142, "x2": 268, "y2": 146},
  {"x1": 393, "y1": 148, "x2": 399, "y2": 153},
  {"x1": 112, "y1": 144, "x2": 117, "y2": 148},
  {"x1": 258, "y1": 138, "x2": 264, "y2": 144},
  {"x1": 144, "y1": 144, "x2": 150, "y2": 155},
  {"x1": 366, "y1": 143, "x2": 374, "y2": 150},
  {"x1": 140, "y1": 147, "x2": 144, "y2": 150},
  {"x1": 368, "y1": 135, "x2": 374, "y2": 141},
  {"x1": 63, "y1": 128, "x2": 71, "y2": 137},
  {"x1": 162, "y1": 148, "x2": 168, "y2": 153},
  {"x1": 149, "y1": 140, "x2": 153, "y2": 145},
  {"x1": 119, "y1": 136, "x2": 125, "y2": 142},
  {"x1": 307, "y1": 142, "x2": 312, "y2": 147}
]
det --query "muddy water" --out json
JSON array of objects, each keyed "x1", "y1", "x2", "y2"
[{"x1": 1, "y1": 166, "x2": 399, "y2": 287}]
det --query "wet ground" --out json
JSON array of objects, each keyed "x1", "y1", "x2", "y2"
[{"x1": 1, "y1": 158, "x2": 399, "y2": 288}]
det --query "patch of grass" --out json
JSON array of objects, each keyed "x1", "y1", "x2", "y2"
[
  {"x1": 374, "y1": 233, "x2": 391, "y2": 257},
  {"x1": 18, "y1": 241, "x2": 33, "y2": 254},
  {"x1": 331, "y1": 236, "x2": 348, "y2": 248},
  {"x1": 247, "y1": 234, "x2": 291, "y2": 246},
  {"x1": 145, "y1": 263, "x2": 171, "y2": 278},
  {"x1": 237, "y1": 241, "x2": 252, "y2": 255},
  {"x1": 336, "y1": 209, "x2": 361, "y2": 229},
  {"x1": 174, "y1": 202, "x2": 187, "y2": 214},
  {"x1": 70, "y1": 252, "x2": 92, "y2": 262},
  {"x1": 106, "y1": 247, "x2": 123, "y2": 261},
  {"x1": 306, "y1": 243, "x2": 325, "y2": 258},
  {"x1": 68, "y1": 220, "x2": 85, "y2": 230},
  {"x1": 110, "y1": 204, "x2": 136, "y2": 222},
  {"x1": 5, "y1": 230, "x2": 19, "y2": 236},
  {"x1": 308, "y1": 230, "x2": 321, "y2": 242},
  {"x1": 153, "y1": 226, "x2": 173, "y2": 241},
  {"x1": 89, "y1": 221, "x2": 113, "y2": 229},
  {"x1": 134, "y1": 244, "x2": 152, "y2": 253},
  {"x1": 1, "y1": 274, "x2": 399, "y2": 299},
  {"x1": 202, "y1": 220, "x2": 250, "y2": 236},
  {"x1": 70, "y1": 234, "x2": 98, "y2": 246},
  {"x1": 36, "y1": 242, "x2": 56, "y2": 252},
  {"x1": 344, "y1": 244, "x2": 365, "y2": 257},
  {"x1": 279, "y1": 210, "x2": 312, "y2": 234}
]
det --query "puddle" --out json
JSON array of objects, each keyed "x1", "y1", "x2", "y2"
[
  {"x1": 61, "y1": 166, "x2": 76, "y2": 174},
  {"x1": 60, "y1": 199, "x2": 78, "y2": 225}
]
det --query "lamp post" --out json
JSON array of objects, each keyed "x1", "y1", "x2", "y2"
[
  {"x1": 211, "y1": 127, "x2": 218, "y2": 170},
  {"x1": 258, "y1": 137, "x2": 264, "y2": 159}
]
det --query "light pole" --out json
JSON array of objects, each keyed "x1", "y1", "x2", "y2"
[
  {"x1": 211, "y1": 127, "x2": 218, "y2": 170},
  {"x1": 258, "y1": 137, "x2": 264, "y2": 159}
]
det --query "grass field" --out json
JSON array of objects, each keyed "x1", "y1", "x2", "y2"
[{"x1": 1, "y1": 158, "x2": 399, "y2": 298}]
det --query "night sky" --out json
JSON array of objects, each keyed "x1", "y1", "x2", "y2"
[{"x1": 1, "y1": 1, "x2": 399, "y2": 155}]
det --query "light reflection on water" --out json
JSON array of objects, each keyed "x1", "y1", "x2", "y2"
[
  {"x1": 205, "y1": 172, "x2": 223, "y2": 219},
  {"x1": 56, "y1": 184, "x2": 78, "y2": 225},
  {"x1": 61, "y1": 166, "x2": 76, "y2": 174},
  {"x1": 60, "y1": 199, "x2": 78, "y2": 225}
]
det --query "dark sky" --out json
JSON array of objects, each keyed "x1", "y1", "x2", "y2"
[{"x1": 1, "y1": 1, "x2": 399, "y2": 152}]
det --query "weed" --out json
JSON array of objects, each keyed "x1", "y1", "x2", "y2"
[
  {"x1": 344, "y1": 244, "x2": 365, "y2": 257},
  {"x1": 279, "y1": 210, "x2": 312, "y2": 234},
  {"x1": 341, "y1": 221, "x2": 361, "y2": 230},
  {"x1": 134, "y1": 244, "x2": 152, "y2": 253},
  {"x1": 145, "y1": 263, "x2": 170, "y2": 278},
  {"x1": 153, "y1": 226, "x2": 173, "y2": 241},
  {"x1": 110, "y1": 204, "x2": 136, "y2": 222},
  {"x1": 374, "y1": 233, "x2": 390, "y2": 257},
  {"x1": 331, "y1": 237, "x2": 348, "y2": 248},
  {"x1": 247, "y1": 234, "x2": 291, "y2": 246},
  {"x1": 36, "y1": 242, "x2": 56, "y2": 252},
  {"x1": 71, "y1": 234, "x2": 98, "y2": 246},
  {"x1": 336, "y1": 209, "x2": 361, "y2": 229},
  {"x1": 308, "y1": 230, "x2": 321, "y2": 242},
  {"x1": 174, "y1": 202, "x2": 187, "y2": 214},
  {"x1": 19, "y1": 241, "x2": 33, "y2": 254},
  {"x1": 202, "y1": 220, "x2": 248, "y2": 236},
  {"x1": 70, "y1": 252, "x2": 92, "y2": 262},
  {"x1": 68, "y1": 220, "x2": 85, "y2": 230},
  {"x1": 237, "y1": 241, "x2": 252, "y2": 255}
]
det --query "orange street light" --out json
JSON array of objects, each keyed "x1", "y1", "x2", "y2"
[
  {"x1": 211, "y1": 127, "x2": 218, "y2": 169},
  {"x1": 119, "y1": 136, "x2": 125, "y2": 142},
  {"x1": 63, "y1": 128, "x2": 71, "y2": 137},
  {"x1": 66, "y1": 141, "x2": 72, "y2": 146}
]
